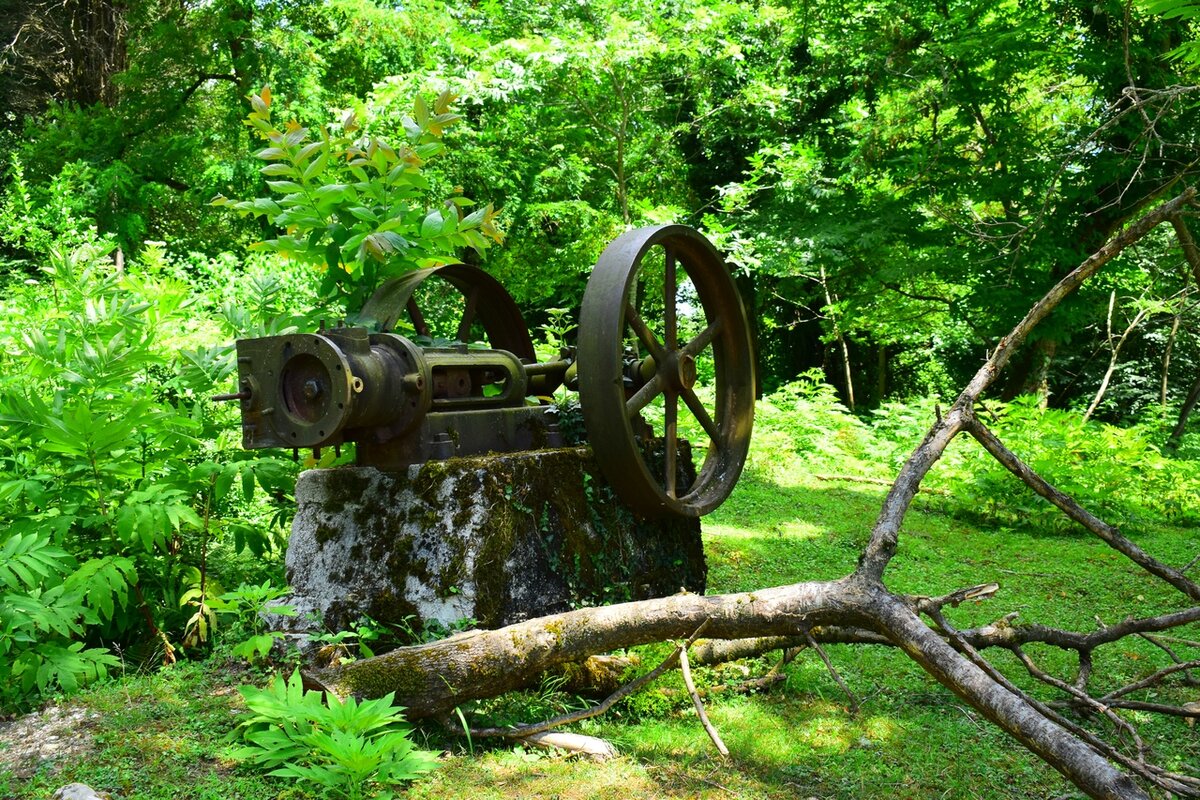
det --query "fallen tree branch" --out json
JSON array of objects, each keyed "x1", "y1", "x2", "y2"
[
  {"x1": 679, "y1": 641, "x2": 729, "y2": 756},
  {"x1": 965, "y1": 419, "x2": 1200, "y2": 601},
  {"x1": 468, "y1": 620, "x2": 714, "y2": 739},
  {"x1": 856, "y1": 188, "x2": 1198, "y2": 585},
  {"x1": 815, "y1": 473, "x2": 951, "y2": 495},
  {"x1": 872, "y1": 590, "x2": 1153, "y2": 799}
]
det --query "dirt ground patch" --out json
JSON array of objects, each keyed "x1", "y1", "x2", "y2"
[{"x1": 0, "y1": 705, "x2": 101, "y2": 780}]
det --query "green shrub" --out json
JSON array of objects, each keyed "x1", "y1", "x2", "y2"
[
  {"x1": 0, "y1": 235, "x2": 296, "y2": 709},
  {"x1": 231, "y1": 669, "x2": 439, "y2": 799},
  {"x1": 931, "y1": 396, "x2": 1200, "y2": 528},
  {"x1": 213, "y1": 88, "x2": 503, "y2": 313},
  {"x1": 751, "y1": 376, "x2": 1200, "y2": 530},
  {"x1": 0, "y1": 531, "x2": 126, "y2": 708}
]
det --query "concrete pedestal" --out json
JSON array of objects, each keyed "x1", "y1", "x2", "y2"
[{"x1": 274, "y1": 447, "x2": 705, "y2": 635}]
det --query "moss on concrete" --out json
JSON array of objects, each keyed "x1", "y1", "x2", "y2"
[{"x1": 281, "y1": 447, "x2": 705, "y2": 637}]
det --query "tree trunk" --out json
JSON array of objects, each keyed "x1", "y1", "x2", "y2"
[
  {"x1": 314, "y1": 579, "x2": 868, "y2": 719},
  {"x1": 1162, "y1": 312, "x2": 1180, "y2": 407},
  {"x1": 1167, "y1": 371, "x2": 1200, "y2": 451},
  {"x1": 1000, "y1": 337, "x2": 1056, "y2": 406}
]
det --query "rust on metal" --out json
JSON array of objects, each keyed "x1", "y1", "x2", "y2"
[{"x1": 221, "y1": 228, "x2": 755, "y2": 518}]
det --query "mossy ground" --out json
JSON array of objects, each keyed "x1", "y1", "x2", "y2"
[{"x1": 2, "y1": 446, "x2": 1197, "y2": 799}]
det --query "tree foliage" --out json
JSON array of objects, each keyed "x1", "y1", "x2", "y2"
[{"x1": 214, "y1": 88, "x2": 502, "y2": 310}]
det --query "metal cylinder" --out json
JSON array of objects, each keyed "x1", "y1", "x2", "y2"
[{"x1": 234, "y1": 328, "x2": 529, "y2": 450}]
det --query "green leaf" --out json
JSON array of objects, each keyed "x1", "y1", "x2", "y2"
[
  {"x1": 347, "y1": 206, "x2": 379, "y2": 223},
  {"x1": 420, "y1": 210, "x2": 443, "y2": 238},
  {"x1": 266, "y1": 180, "x2": 304, "y2": 193},
  {"x1": 261, "y1": 163, "x2": 298, "y2": 177},
  {"x1": 302, "y1": 153, "x2": 329, "y2": 183}
]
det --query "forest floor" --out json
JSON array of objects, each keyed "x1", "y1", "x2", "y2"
[{"x1": 2, "y1": 451, "x2": 1198, "y2": 800}]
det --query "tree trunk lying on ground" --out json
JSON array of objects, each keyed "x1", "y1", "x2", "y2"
[{"x1": 310, "y1": 188, "x2": 1200, "y2": 800}]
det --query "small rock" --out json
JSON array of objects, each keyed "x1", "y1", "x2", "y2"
[{"x1": 52, "y1": 784, "x2": 108, "y2": 800}]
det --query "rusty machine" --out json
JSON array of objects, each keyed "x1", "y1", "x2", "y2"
[{"x1": 217, "y1": 225, "x2": 755, "y2": 518}]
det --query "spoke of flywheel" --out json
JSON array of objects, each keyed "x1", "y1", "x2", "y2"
[
  {"x1": 681, "y1": 385, "x2": 721, "y2": 443},
  {"x1": 664, "y1": 246, "x2": 677, "y2": 351},
  {"x1": 406, "y1": 297, "x2": 430, "y2": 338},
  {"x1": 626, "y1": 304, "x2": 668, "y2": 363},
  {"x1": 626, "y1": 373, "x2": 665, "y2": 418},
  {"x1": 681, "y1": 318, "x2": 723, "y2": 358},
  {"x1": 665, "y1": 389, "x2": 678, "y2": 498},
  {"x1": 456, "y1": 287, "x2": 480, "y2": 343}
]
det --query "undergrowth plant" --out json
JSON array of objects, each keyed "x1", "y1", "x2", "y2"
[
  {"x1": 0, "y1": 235, "x2": 296, "y2": 709},
  {"x1": 753, "y1": 374, "x2": 1200, "y2": 530},
  {"x1": 0, "y1": 531, "x2": 125, "y2": 708},
  {"x1": 929, "y1": 396, "x2": 1200, "y2": 528},
  {"x1": 185, "y1": 579, "x2": 297, "y2": 663},
  {"x1": 213, "y1": 88, "x2": 503, "y2": 313},
  {"x1": 231, "y1": 669, "x2": 439, "y2": 799}
]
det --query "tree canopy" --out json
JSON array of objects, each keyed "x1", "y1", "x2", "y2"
[{"x1": 3, "y1": 0, "x2": 1199, "y2": 416}]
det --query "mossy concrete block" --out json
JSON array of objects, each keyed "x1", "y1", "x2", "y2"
[{"x1": 277, "y1": 447, "x2": 704, "y2": 633}]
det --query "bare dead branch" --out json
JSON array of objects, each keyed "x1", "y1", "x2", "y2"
[
  {"x1": 1102, "y1": 659, "x2": 1200, "y2": 702},
  {"x1": 679, "y1": 642, "x2": 729, "y2": 757},
  {"x1": 804, "y1": 631, "x2": 860, "y2": 714},
  {"x1": 925, "y1": 606, "x2": 1196, "y2": 798},
  {"x1": 1011, "y1": 645, "x2": 1147, "y2": 763},
  {"x1": 815, "y1": 473, "x2": 951, "y2": 495}
]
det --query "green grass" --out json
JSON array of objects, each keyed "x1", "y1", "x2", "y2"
[
  {"x1": 0, "y1": 659, "x2": 281, "y2": 800},
  {"x1": 2, "y1": 413, "x2": 1198, "y2": 800}
]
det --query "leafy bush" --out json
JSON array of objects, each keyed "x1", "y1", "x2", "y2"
[
  {"x1": 231, "y1": 670, "x2": 439, "y2": 799},
  {"x1": 0, "y1": 157, "x2": 109, "y2": 259},
  {"x1": 213, "y1": 88, "x2": 503, "y2": 313},
  {"x1": 752, "y1": 376, "x2": 1200, "y2": 530},
  {"x1": 0, "y1": 234, "x2": 296, "y2": 709},
  {"x1": 930, "y1": 397, "x2": 1200, "y2": 528},
  {"x1": 0, "y1": 531, "x2": 127, "y2": 708},
  {"x1": 750, "y1": 371, "x2": 874, "y2": 477}
]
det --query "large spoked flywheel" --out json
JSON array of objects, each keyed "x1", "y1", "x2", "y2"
[{"x1": 578, "y1": 225, "x2": 755, "y2": 518}]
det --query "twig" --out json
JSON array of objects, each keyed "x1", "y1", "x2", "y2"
[
  {"x1": 1101, "y1": 659, "x2": 1200, "y2": 702},
  {"x1": 1135, "y1": 633, "x2": 1199, "y2": 686},
  {"x1": 1011, "y1": 645, "x2": 1146, "y2": 762},
  {"x1": 805, "y1": 631, "x2": 859, "y2": 715},
  {"x1": 679, "y1": 641, "x2": 729, "y2": 756},
  {"x1": 1085, "y1": 699, "x2": 1200, "y2": 719}
]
